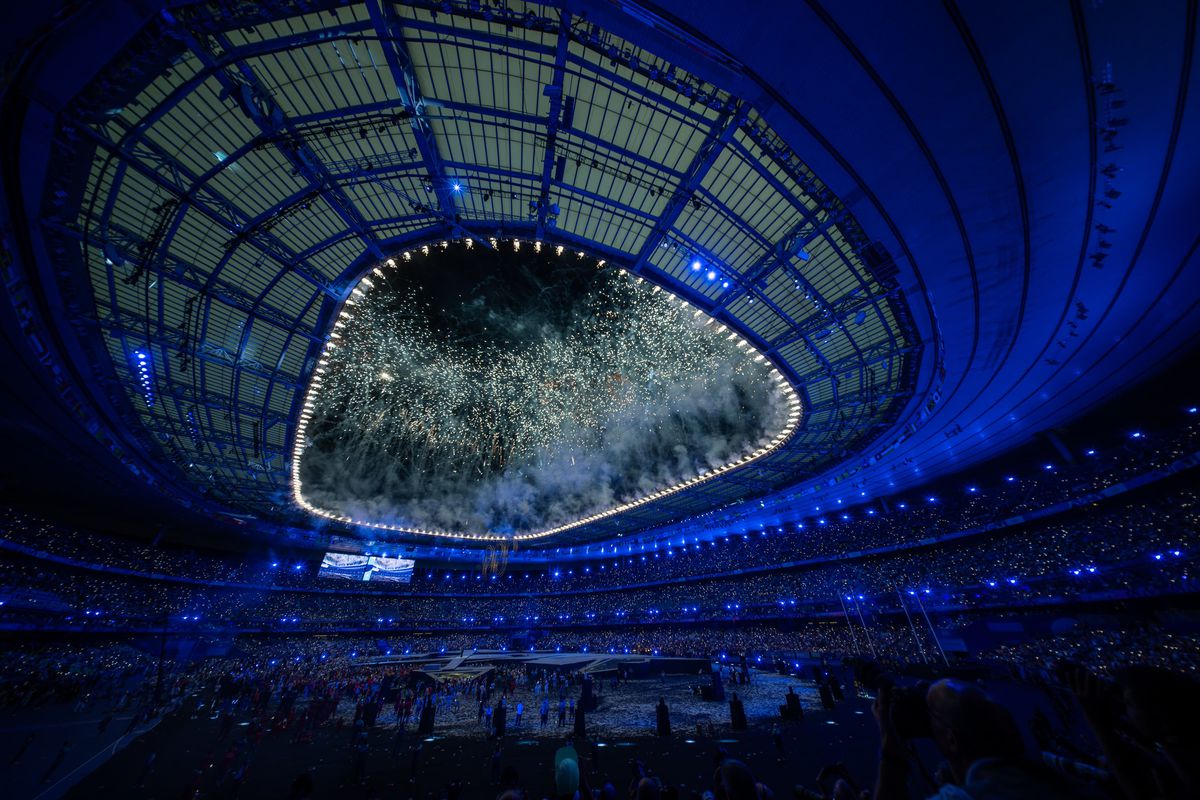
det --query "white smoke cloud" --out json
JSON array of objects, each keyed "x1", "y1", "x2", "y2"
[{"x1": 299, "y1": 265, "x2": 790, "y2": 535}]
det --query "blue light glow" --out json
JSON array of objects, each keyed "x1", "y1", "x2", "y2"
[{"x1": 131, "y1": 350, "x2": 156, "y2": 407}]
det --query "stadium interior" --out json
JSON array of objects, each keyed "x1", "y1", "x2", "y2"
[{"x1": 1, "y1": 1, "x2": 1199, "y2": 799}]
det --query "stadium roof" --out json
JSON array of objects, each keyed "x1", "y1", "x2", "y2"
[{"x1": 1, "y1": 0, "x2": 1197, "y2": 555}]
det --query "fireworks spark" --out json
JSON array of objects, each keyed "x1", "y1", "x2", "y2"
[{"x1": 295, "y1": 242, "x2": 798, "y2": 538}]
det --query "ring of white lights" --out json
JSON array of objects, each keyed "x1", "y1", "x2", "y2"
[{"x1": 291, "y1": 237, "x2": 804, "y2": 542}]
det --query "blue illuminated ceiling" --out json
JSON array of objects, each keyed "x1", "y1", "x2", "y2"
[
  {"x1": 2, "y1": 0, "x2": 1198, "y2": 554},
  {"x1": 14, "y1": 0, "x2": 920, "y2": 546}
]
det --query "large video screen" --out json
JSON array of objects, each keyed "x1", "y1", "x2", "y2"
[
  {"x1": 366, "y1": 555, "x2": 415, "y2": 583},
  {"x1": 318, "y1": 552, "x2": 371, "y2": 581},
  {"x1": 318, "y1": 552, "x2": 414, "y2": 583}
]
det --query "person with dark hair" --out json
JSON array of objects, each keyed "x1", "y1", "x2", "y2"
[
  {"x1": 1065, "y1": 662, "x2": 1200, "y2": 799},
  {"x1": 656, "y1": 697, "x2": 671, "y2": 737},
  {"x1": 419, "y1": 694, "x2": 437, "y2": 735},
  {"x1": 499, "y1": 763, "x2": 521, "y2": 793},
  {"x1": 713, "y1": 758, "x2": 770, "y2": 800},
  {"x1": 634, "y1": 776, "x2": 662, "y2": 799},
  {"x1": 783, "y1": 686, "x2": 803, "y2": 721},
  {"x1": 873, "y1": 678, "x2": 1077, "y2": 800},
  {"x1": 729, "y1": 692, "x2": 747, "y2": 730},
  {"x1": 818, "y1": 680, "x2": 836, "y2": 711},
  {"x1": 574, "y1": 701, "x2": 586, "y2": 738},
  {"x1": 494, "y1": 698, "x2": 507, "y2": 738},
  {"x1": 286, "y1": 772, "x2": 313, "y2": 799}
]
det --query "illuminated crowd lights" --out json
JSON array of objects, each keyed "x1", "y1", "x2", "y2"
[{"x1": 290, "y1": 237, "x2": 804, "y2": 542}]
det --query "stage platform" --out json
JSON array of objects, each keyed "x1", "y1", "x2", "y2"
[{"x1": 354, "y1": 649, "x2": 711, "y2": 678}]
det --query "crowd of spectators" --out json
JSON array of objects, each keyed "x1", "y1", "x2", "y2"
[
  {"x1": 3, "y1": 619, "x2": 1199, "y2": 799},
  {"x1": 2, "y1": 397, "x2": 1198, "y2": 797},
  {"x1": 1, "y1": 411, "x2": 1196, "y2": 602},
  {"x1": 987, "y1": 625, "x2": 1200, "y2": 676},
  {"x1": 1, "y1": 480, "x2": 1194, "y2": 635},
  {"x1": 0, "y1": 639, "x2": 159, "y2": 709}
]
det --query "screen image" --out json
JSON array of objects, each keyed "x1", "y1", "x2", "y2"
[
  {"x1": 318, "y1": 552, "x2": 371, "y2": 580},
  {"x1": 366, "y1": 556, "x2": 415, "y2": 584},
  {"x1": 318, "y1": 552, "x2": 414, "y2": 583}
]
